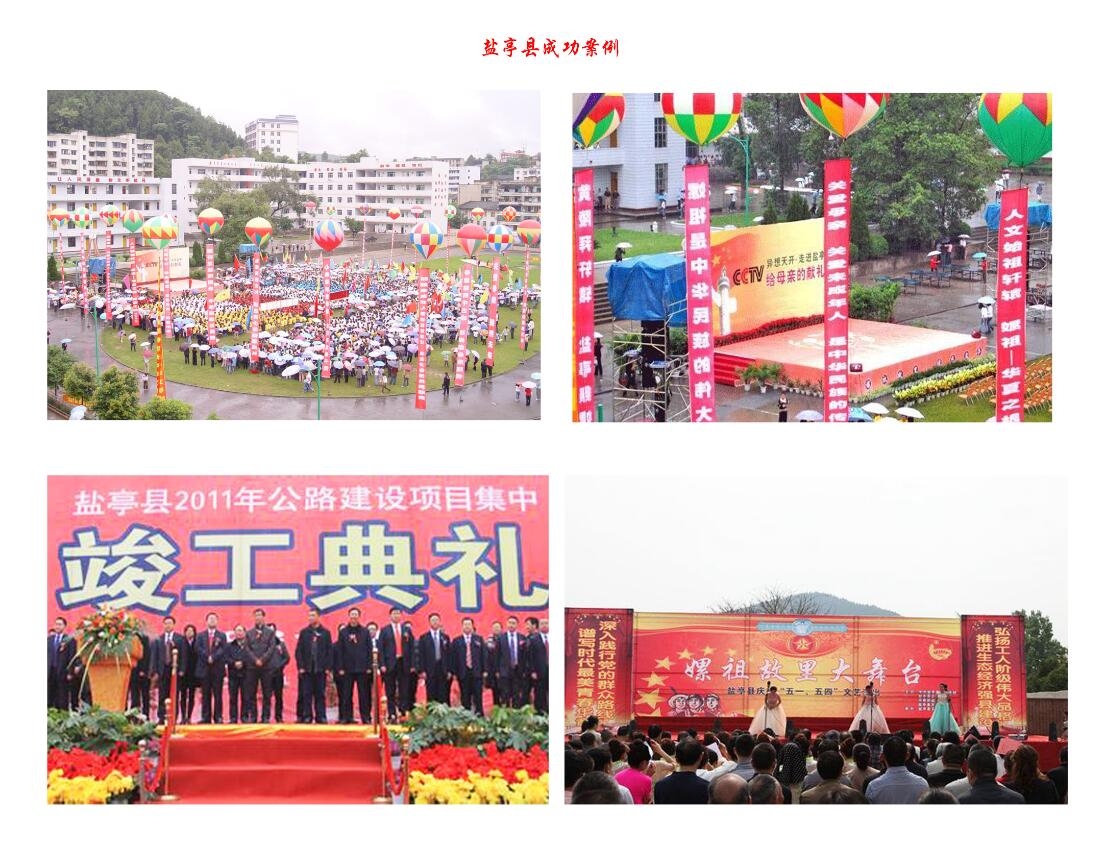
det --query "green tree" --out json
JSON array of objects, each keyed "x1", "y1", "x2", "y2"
[
  {"x1": 343, "y1": 147, "x2": 370, "y2": 162},
  {"x1": 734, "y1": 94, "x2": 812, "y2": 191},
  {"x1": 48, "y1": 345, "x2": 76, "y2": 395},
  {"x1": 197, "y1": 189, "x2": 271, "y2": 264},
  {"x1": 62, "y1": 363, "x2": 97, "y2": 404},
  {"x1": 762, "y1": 196, "x2": 779, "y2": 225},
  {"x1": 139, "y1": 397, "x2": 194, "y2": 420},
  {"x1": 784, "y1": 192, "x2": 810, "y2": 222},
  {"x1": 256, "y1": 147, "x2": 293, "y2": 164},
  {"x1": 190, "y1": 241, "x2": 203, "y2": 267},
  {"x1": 851, "y1": 193, "x2": 872, "y2": 257},
  {"x1": 1017, "y1": 610, "x2": 1067, "y2": 691},
  {"x1": 345, "y1": 218, "x2": 363, "y2": 235},
  {"x1": 258, "y1": 166, "x2": 307, "y2": 223},
  {"x1": 849, "y1": 282, "x2": 902, "y2": 321},
  {"x1": 193, "y1": 177, "x2": 233, "y2": 214},
  {"x1": 48, "y1": 254, "x2": 61, "y2": 282},
  {"x1": 91, "y1": 367, "x2": 140, "y2": 419}
]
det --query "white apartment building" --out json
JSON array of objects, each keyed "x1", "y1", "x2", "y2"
[
  {"x1": 47, "y1": 131, "x2": 154, "y2": 180},
  {"x1": 497, "y1": 177, "x2": 541, "y2": 221},
  {"x1": 244, "y1": 115, "x2": 299, "y2": 162},
  {"x1": 46, "y1": 175, "x2": 169, "y2": 258},
  {"x1": 448, "y1": 164, "x2": 480, "y2": 198},
  {"x1": 571, "y1": 93, "x2": 686, "y2": 211},
  {"x1": 513, "y1": 165, "x2": 540, "y2": 181}
]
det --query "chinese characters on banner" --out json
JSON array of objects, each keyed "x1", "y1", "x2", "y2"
[
  {"x1": 573, "y1": 168, "x2": 596, "y2": 422},
  {"x1": 520, "y1": 245, "x2": 532, "y2": 349},
  {"x1": 961, "y1": 615, "x2": 1027, "y2": 731},
  {"x1": 130, "y1": 235, "x2": 140, "y2": 328},
  {"x1": 163, "y1": 249, "x2": 174, "y2": 340},
  {"x1": 483, "y1": 37, "x2": 619, "y2": 57},
  {"x1": 48, "y1": 476, "x2": 549, "y2": 714},
  {"x1": 104, "y1": 229, "x2": 113, "y2": 321},
  {"x1": 684, "y1": 164, "x2": 715, "y2": 422},
  {"x1": 996, "y1": 188, "x2": 1028, "y2": 421},
  {"x1": 205, "y1": 240, "x2": 217, "y2": 346},
  {"x1": 565, "y1": 608, "x2": 634, "y2": 727},
  {"x1": 455, "y1": 265, "x2": 473, "y2": 388},
  {"x1": 822, "y1": 159, "x2": 851, "y2": 422},
  {"x1": 486, "y1": 258, "x2": 500, "y2": 368},
  {"x1": 321, "y1": 257, "x2": 332, "y2": 379},
  {"x1": 416, "y1": 268, "x2": 429, "y2": 409},
  {"x1": 79, "y1": 233, "x2": 88, "y2": 315},
  {"x1": 249, "y1": 252, "x2": 260, "y2": 367}
]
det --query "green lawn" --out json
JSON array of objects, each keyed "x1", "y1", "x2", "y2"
[
  {"x1": 595, "y1": 230, "x2": 682, "y2": 262},
  {"x1": 916, "y1": 393, "x2": 1051, "y2": 422}
]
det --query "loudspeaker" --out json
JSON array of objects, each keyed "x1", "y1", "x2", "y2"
[
  {"x1": 1049, "y1": 721, "x2": 1059, "y2": 741},
  {"x1": 966, "y1": 725, "x2": 992, "y2": 739}
]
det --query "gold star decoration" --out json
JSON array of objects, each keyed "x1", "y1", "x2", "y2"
[
  {"x1": 677, "y1": 648, "x2": 693, "y2": 661},
  {"x1": 702, "y1": 646, "x2": 715, "y2": 656},
  {"x1": 645, "y1": 672, "x2": 666, "y2": 688},
  {"x1": 655, "y1": 657, "x2": 673, "y2": 671},
  {"x1": 636, "y1": 689, "x2": 662, "y2": 709},
  {"x1": 726, "y1": 649, "x2": 738, "y2": 659}
]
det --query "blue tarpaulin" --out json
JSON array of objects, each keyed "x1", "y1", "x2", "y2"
[
  {"x1": 87, "y1": 257, "x2": 117, "y2": 275},
  {"x1": 984, "y1": 202, "x2": 1052, "y2": 230},
  {"x1": 605, "y1": 253, "x2": 687, "y2": 325}
]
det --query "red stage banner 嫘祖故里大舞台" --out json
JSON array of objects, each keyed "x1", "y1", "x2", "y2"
[
  {"x1": 573, "y1": 169, "x2": 595, "y2": 422},
  {"x1": 960, "y1": 615, "x2": 1027, "y2": 731},
  {"x1": 684, "y1": 164, "x2": 715, "y2": 422},
  {"x1": 996, "y1": 188, "x2": 1028, "y2": 422},
  {"x1": 564, "y1": 608, "x2": 634, "y2": 728},
  {"x1": 822, "y1": 159, "x2": 851, "y2": 422}
]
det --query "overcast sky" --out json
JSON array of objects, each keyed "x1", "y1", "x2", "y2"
[
  {"x1": 566, "y1": 475, "x2": 1068, "y2": 643},
  {"x1": 159, "y1": 88, "x2": 540, "y2": 159}
]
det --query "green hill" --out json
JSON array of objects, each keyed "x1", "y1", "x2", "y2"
[{"x1": 47, "y1": 90, "x2": 246, "y2": 177}]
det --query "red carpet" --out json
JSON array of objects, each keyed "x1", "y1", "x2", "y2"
[{"x1": 162, "y1": 725, "x2": 386, "y2": 803}]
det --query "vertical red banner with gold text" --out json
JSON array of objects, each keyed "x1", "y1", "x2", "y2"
[
  {"x1": 565, "y1": 608, "x2": 634, "y2": 728},
  {"x1": 486, "y1": 257, "x2": 500, "y2": 368},
  {"x1": 961, "y1": 615, "x2": 1027, "y2": 731},
  {"x1": 416, "y1": 267, "x2": 429, "y2": 410},
  {"x1": 684, "y1": 164, "x2": 715, "y2": 422},
  {"x1": 205, "y1": 240, "x2": 217, "y2": 346},
  {"x1": 455, "y1": 265, "x2": 472, "y2": 388},
  {"x1": 573, "y1": 169, "x2": 596, "y2": 422},
  {"x1": 104, "y1": 229, "x2": 113, "y2": 321},
  {"x1": 130, "y1": 236, "x2": 140, "y2": 328},
  {"x1": 996, "y1": 188, "x2": 1028, "y2": 422},
  {"x1": 321, "y1": 256, "x2": 332, "y2": 379},
  {"x1": 822, "y1": 159, "x2": 851, "y2": 422}
]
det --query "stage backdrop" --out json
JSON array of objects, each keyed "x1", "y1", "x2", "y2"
[
  {"x1": 564, "y1": 608, "x2": 634, "y2": 728},
  {"x1": 48, "y1": 476, "x2": 548, "y2": 708},
  {"x1": 711, "y1": 218, "x2": 824, "y2": 335}
]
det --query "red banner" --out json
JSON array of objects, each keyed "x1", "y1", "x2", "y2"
[
  {"x1": 47, "y1": 476, "x2": 548, "y2": 720},
  {"x1": 573, "y1": 169, "x2": 595, "y2": 422},
  {"x1": 130, "y1": 237, "x2": 140, "y2": 327},
  {"x1": 162, "y1": 250, "x2": 173, "y2": 340},
  {"x1": 205, "y1": 240, "x2": 217, "y2": 347},
  {"x1": 79, "y1": 234, "x2": 88, "y2": 317},
  {"x1": 684, "y1": 164, "x2": 715, "y2": 423},
  {"x1": 416, "y1": 267, "x2": 429, "y2": 410},
  {"x1": 322, "y1": 256, "x2": 332, "y2": 379},
  {"x1": 455, "y1": 265, "x2": 472, "y2": 388},
  {"x1": 960, "y1": 615, "x2": 1027, "y2": 731},
  {"x1": 822, "y1": 158, "x2": 851, "y2": 422},
  {"x1": 486, "y1": 257, "x2": 500, "y2": 368},
  {"x1": 104, "y1": 229, "x2": 113, "y2": 321},
  {"x1": 520, "y1": 245, "x2": 532, "y2": 350},
  {"x1": 996, "y1": 188, "x2": 1028, "y2": 422},
  {"x1": 249, "y1": 252, "x2": 261, "y2": 369},
  {"x1": 565, "y1": 608, "x2": 634, "y2": 728}
]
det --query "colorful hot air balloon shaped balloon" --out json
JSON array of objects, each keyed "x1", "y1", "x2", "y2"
[
  {"x1": 660, "y1": 94, "x2": 744, "y2": 145},
  {"x1": 978, "y1": 93, "x2": 1052, "y2": 168},
  {"x1": 446, "y1": 204, "x2": 458, "y2": 218},
  {"x1": 457, "y1": 223, "x2": 488, "y2": 258},
  {"x1": 197, "y1": 208, "x2": 224, "y2": 237},
  {"x1": 387, "y1": 207, "x2": 401, "y2": 221},
  {"x1": 141, "y1": 214, "x2": 178, "y2": 249},
  {"x1": 99, "y1": 204, "x2": 121, "y2": 226},
  {"x1": 121, "y1": 209, "x2": 144, "y2": 233},
  {"x1": 313, "y1": 218, "x2": 345, "y2": 252},
  {"x1": 71, "y1": 207, "x2": 93, "y2": 229},
  {"x1": 409, "y1": 205, "x2": 425, "y2": 218},
  {"x1": 799, "y1": 93, "x2": 890, "y2": 139},
  {"x1": 486, "y1": 224, "x2": 514, "y2": 254},
  {"x1": 409, "y1": 220, "x2": 444, "y2": 260},
  {"x1": 572, "y1": 93, "x2": 626, "y2": 148},
  {"x1": 501, "y1": 206, "x2": 518, "y2": 223},
  {"x1": 325, "y1": 205, "x2": 337, "y2": 216},
  {"x1": 244, "y1": 217, "x2": 272, "y2": 249},
  {"x1": 470, "y1": 207, "x2": 486, "y2": 222},
  {"x1": 516, "y1": 218, "x2": 541, "y2": 248},
  {"x1": 357, "y1": 205, "x2": 370, "y2": 216},
  {"x1": 304, "y1": 201, "x2": 317, "y2": 212},
  {"x1": 47, "y1": 208, "x2": 70, "y2": 227}
]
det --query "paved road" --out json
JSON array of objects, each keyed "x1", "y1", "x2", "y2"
[{"x1": 47, "y1": 307, "x2": 542, "y2": 420}]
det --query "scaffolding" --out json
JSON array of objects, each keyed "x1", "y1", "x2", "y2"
[{"x1": 609, "y1": 310, "x2": 691, "y2": 422}]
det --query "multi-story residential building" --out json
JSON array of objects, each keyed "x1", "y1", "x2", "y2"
[
  {"x1": 244, "y1": 115, "x2": 299, "y2": 162},
  {"x1": 47, "y1": 131, "x2": 154, "y2": 180},
  {"x1": 46, "y1": 175, "x2": 168, "y2": 258},
  {"x1": 496, "y1": 177, "x2": 541, "y2": 220},
  {"x1": 448, "y1": 164, "x2": 481, "y2": 199},
  {"x1": 513, "y1": 165, "x2": 540, "y2": 182}
]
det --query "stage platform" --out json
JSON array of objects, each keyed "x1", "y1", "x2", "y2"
[{"x1": 715, "y1": 320, "x2": 986, "y2": 396}]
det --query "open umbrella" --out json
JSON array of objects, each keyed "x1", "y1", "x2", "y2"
[
  {"x1": 862, "y1": 402, "x2": 890, "y2": 416},
  {"x1": 847, "y1": 406, "x2": 873, "y2": 422},
  {"x1": 59, "y1": 303, "x2": 76, "y2": 310},
  {"x1": 927, "y1": 250, "x2": 941, "y2": 257},
  {"x1": 895, "y1": 407, "x2": 924, "y2": 420},
  {"x1": 616, "y1": 242, "x2": 634, "y2": 250},
  {"x1": 876, "y1": 416, "x2": 901, "y2": 423},
  {"x1": 69, "y1": 405, "x2": 87, "y2": 420},
  {"x1": 522, "y1": 380, "x2": 536, "y2": 389},
  {"x1": 281, "y1": 365, "x2": 301, "y2": 377},
  {"x1": 977, "y1": 296, "x2": 995, "y2": 305},
  {"x1": 972, "y1": 252, "x2": 988, "y2": 260},
  {"x1": 795, "y1": 409, "x2": 824, "y2": 422}
]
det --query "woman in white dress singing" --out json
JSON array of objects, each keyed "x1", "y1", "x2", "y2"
[
  {"x1": 749, "y1": 684, "x2": 787, "y2": 736},
  {"x1": 850, "y1": 682, "x2": 889, "y2": 734}
]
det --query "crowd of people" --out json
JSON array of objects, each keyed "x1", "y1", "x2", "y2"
[
  {"x1": 47, "y1": 609, "x2": 549, "y2": 726},
  {"x1": 564, "y1": 718, "x2": 1067, "y2": 805}
]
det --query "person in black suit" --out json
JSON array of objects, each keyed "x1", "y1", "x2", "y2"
[
  {"x1": 416, "y1": 612, "x2": 451, "y2": 704},
  {"x1": 242, "y1": 608, "x2": 278, "y2": 723},
  {"x1": 151, "y1": 616, "x2": 186, "y2": 724},
  {"x1": 958, "y1": 748, "x2": 1025, "y2": 803},
  {"x1": 525, "y1": 616, "x2": 549, "y2": 715},
  {"x1": 195, "y1": 612, "x2": 227, "y2": 724},
  {"x1": 127, "y1": 630, "x2": 153, "y2": 719},
  {"x1": 450, "y1": 618, "x2": 486, "y2": 715},
  {"x1": 335, "y1": 608, "x2": 372, "y2": 724},
  {"x1": 47, "y1": 616, "x2": 80, "y2": 710},
  {"x1": 295, "y1": 608, "x2": 333, "y2": 724},
  {"x1": 179, "y1": 624, "x2": 200, "y2": 723},
  {"x1": 269, "y1": 625, "x2": 290, "y2": 723},
  {"x1": 226, "y1": 625, "x2": 247, "y2": 724},
  {"x1": 496, "y1": 615, "x2": 527, "y2": 708},
  {"x1": 653, "y1": 739, "x2": 710, "y2": 804},
  {"x1": 378, "y1": 607, "x2": 416, "y2": 721},
  {"x1": 485, "y1": 621, "x2": 503, "y2": 707}
]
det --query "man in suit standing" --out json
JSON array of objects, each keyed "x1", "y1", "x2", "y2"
[
  {"x1": 242, "y1": 608, "x2": 278, "y2": 723},
  {"x1": 416, "y1": 612, "x2": 451, "y2": 704},
  {"x1": 269, "y1": 626, "x2": 290, "y2": 723},
  {"x1": 195, "y1": 612, "x2": 227, "y2": 724},
  {"x1": 335, "y1": 608, "x2": 372, "y2": 725},
  {"x1": 525, "y1": 616, "x2": 549, "y2": 715},
  {"x1": 496, "y1": 615, "x2": 527, "y2": 708},
  {"x1": 226, "y1": 625, "x2": 247, "y2": 724},
  {"x1": 152, "y1": 616, "x2": 186, "y2": 724},
  {"x1": 450, "y1": 618, "x2": 486, "y2": 715},
  {"x1": 127, "y1": 629, "x2": 152, "y2": 719},
  {"x1": 378, "y1": 607, "x2": 416, "y2": 721},
  {"x1": 47, "y1": 617, "x2": 79, "y2": 710},
  {"x1": 486, "y1": 621, "x2": 503, "y2": 708},
  {"x1": 296, "y1": 608, "x2": 333, "y2": 724}
]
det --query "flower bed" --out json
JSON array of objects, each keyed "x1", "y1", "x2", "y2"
[
  {"x1": 408, "y1": 744, "x2": 549, "y2": 804},
  {"x1": 47, "y1": 744, "x2": 140, "y2": 804},
  {"x1": 892, "y1": 359, "x2": 995, "y2": 404}
]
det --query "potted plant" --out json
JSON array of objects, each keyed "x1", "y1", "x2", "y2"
[
  {"x1": 758, "y1": 363, "x2": 783, "y2": 394},
  {"x1": 741, "y1": 364, "x2": 763, "y2": 391},
  {"x1": 75, "y1": 607, "x2": 146, "y2": 712}
]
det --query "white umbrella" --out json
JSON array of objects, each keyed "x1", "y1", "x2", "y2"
[
  {"x1": 257, "y1": 331, "x2": 272, "y2": 339},
  {"x1": 977, "y1": 296, "x2": 995, "y2": 306},
  {"x1": 140, "y1": 341, "x2": 151, "y2": 348},
  {"x1": 616, "y1": 242, "x2": 634, "y2": 250},
  {"x1": 281, "y1": 365, "x2": 301, "y2": 377},
  {"x1": 927, "y1": 250, "x2": 941, "y2": 257},
  {"x1": 876, "y1": 416, "x2": 902, "y2": 423},
  {"x1": 862, "y1": 403, "x2": 890, "y2": 416},
  {"x1": 301, "y1": 361, "x2": 316, "y2": 371},
  {"x1": 895, "y1": 407, "x2": 924, "y2": 420},
  {"x1": 276, "y1": 330, "x2": 289, "y2": 337},
  {"x1": 531, "y1": 372, "x2": 541, "y2": 381},
  {"x1": 795, "y1": 410, "x2": 824, "y2": 422},
  {"x1": 59, "y1": 303, "x2": 76, "y2": 310},
  {"x1": 68, "y1": 405, "x2": 87, "y2": 420},
  {"x1": 522, "y1": 380, "x2": 536, "y2": 389},
  {"x1": 594, "y1": 331, "x2": 603, "y2": 339}
]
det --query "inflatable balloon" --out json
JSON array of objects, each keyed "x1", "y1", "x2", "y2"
[
  {"x1": 516, "y1": 218, "x2": 541, "y2": 248},
  {"x1": 799, "y1": 93, "x2": 890, "y2": 139},
  {"x1": 357, "y1": 204, "x2": 370, "y2": 215},
  {"x1": 387, "y1": 207, "x2": 401, "y2": 221},
  {"x1": 501, "y1": 206, "x2": 518, "y2": 223},
  {"x1": 446, "y1": 204, "x2": 457, "y2": 218},
  {"x1": 304, "y1": 201, "x2": 317, "y2": 211},
  {"x1": 409, "y1": 205, "x2": 425, "y2": 218},
  {"x1": 313, "y1": 218, "x2": 344, "y2": 253},
  {"x1": 47, "y1": 208, "x2": 70, "y2": 227},
  {"x1": 71, "y1": 207, "x2": 93, "y2": 229},
  {"x1": 409, "y1": 220, "x2": 444, "y2": 259},
  {"x1": 141, "y1": 214, "x2": 178, "y2": 249},
  {"x1": 244, "y1": 217, "x2": 272, "y2": 249},
  {"x1": 978, "y1": 93, "x2": 1052, "y2": 167},
  {"x1": 457, "y1": 223, "x2": 488, "y2": 258},
  {"x1": 486, "y1": 224, "x2": 514, "y2": 254},
  {"x1": 98, "y1": 204, "x2": 122, "y2": 226},
  {"x1": 325, "y1": 205, "x2": 336, "y2": 216},
  {"x1": 121, "y1": 209, "x2": 144, "y2": 233},
  {"x1": 470, "y1": 207, "x2": 486, "y2": 221},
  {"x1": 572, "y1": 93, "x2": 626, "y2": 148},
  {"x1": 660, "y1": 93, "x2": 743, "y2": 145},
  {"x1": 197, "y1": 207, "x2": 224, "y2": 237}
]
